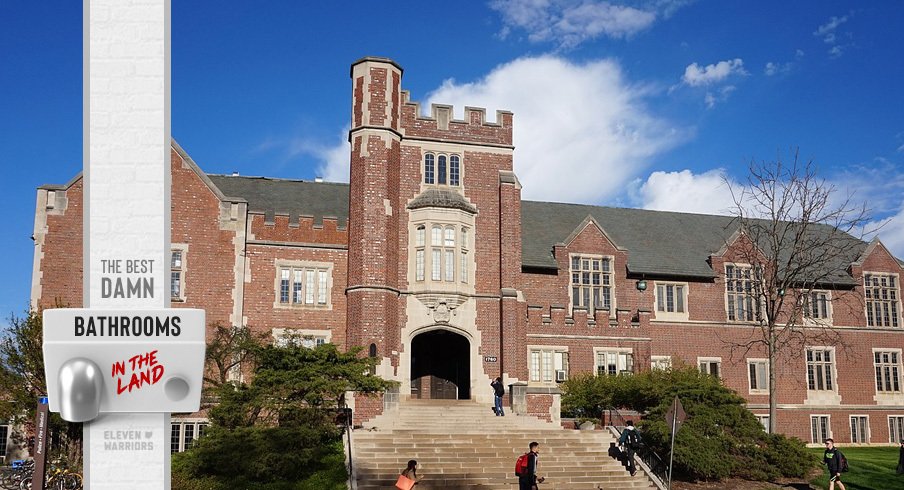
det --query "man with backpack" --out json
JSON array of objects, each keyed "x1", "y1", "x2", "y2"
[
  {"x1": 823, "y1": 439, "x2": 847, "y2": 490},
  {"x1": 516, "y1": 441, "x2": 545, "y2": 490},
  {"x1": 618, "y1": 420, "x2": 642, "y2": 477}
]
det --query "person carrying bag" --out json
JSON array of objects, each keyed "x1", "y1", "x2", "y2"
[{"x1": 396, "y1": 459, "x2": 420, "y2": 489}]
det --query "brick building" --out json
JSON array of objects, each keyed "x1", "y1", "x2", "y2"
[{"x1": 32, "y1": 57, "x2": 904, "y2": 447}]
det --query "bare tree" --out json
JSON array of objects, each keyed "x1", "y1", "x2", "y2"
[{"x1": 723, "y1": 150, "x2": 873, "y2": 434}]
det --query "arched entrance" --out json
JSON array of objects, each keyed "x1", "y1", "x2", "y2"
[{"x1": 410, "y1": 329, "x2": 470, "y2": 400}]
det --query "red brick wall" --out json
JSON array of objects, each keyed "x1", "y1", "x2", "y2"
[
  {"x1": 353, "y1": 392, "x2": 384, "y2": 426},
  {"x1": 37, "y1": 180, "x2": 84, "y2": 310},
  {"x1": 526, "y1": 394, "x2": 553, "y2": 422}
]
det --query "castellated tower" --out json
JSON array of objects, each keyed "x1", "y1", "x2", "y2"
[{"x1": 346, "y1": 57, "x2": 523, "y2": 404}]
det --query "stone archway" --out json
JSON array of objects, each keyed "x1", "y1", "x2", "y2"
[{"x1": 410, "y1": 329, "x2": 471, "y2": 400}]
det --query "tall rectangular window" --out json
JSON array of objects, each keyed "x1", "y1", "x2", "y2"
[
  {"x1": 807, "y1": 348, "x2": 835, "y2": 391},
  {"x1": 318, "y1": 270, "x2": 328, "y2": 305},
  {"x1": 293, "y1": 270, "x2": 303, "y2": 304},
  {"x1": 755, "y1": 415, "x2": 770, "y2": 433},
  {"x1": 432, "y1": 249, "x2": 441, "y2": 281},
  {"x1": 875, "y1": 351, "x2": 902, "y2": 393},
  {"x1": 726, "y1": 264, "x2": 759, "y2": 321},
  {"x1": 811, "y1": 415, "x2": 830, "y2": 443},
  {"x1": 424, "y1": 154, "x2": 434, "y2": 184},
  {"x1": 571, "y1": 256, "x2": 612, "y2": 314},
  {"x1": 449, "y1": 155, "x2": 460, "y2": 186},
  {"x1": 437, "y1": 155, "x2": 447, "y2": 184},
  {"x1": 304, "y1": 270, "x2": 315, "y2": 304},
  {"x1": 416, "y1": 250, "x2": 425, "y2": 281},
  {"x1": 170, "y1": 421, "x2": 209, "y2": 453},
  {"x1": 889, "y1": 416, "x2": 904, "y2": 443},
  {"x1": 656, "y1": 283, "x2": 686, "y2": 314},
  {"x1": 460, "y1": 251, "x2": 468, "y2": 283},
  {"x1": 802, "y1": 291, "x2": 830, "y2": 320},
  {"x1": 748, "y1": 359, "x2": 768, "y2": 392},
  {"x1": 850, "y1": 416, "x2": 869, "y2": 443},
  {"x1": 445, "y1": 250, "x2": 454, "y2": 281},
  {"x1": 0, "y1": 425, "x2": 8, "y2": 461},
  {"x1": 170, "y1": 248, "x2": 186, "y2": 300},
  {"x1": 530, "y1": 351, "x2": 541, "y2": 382},
  {"x1": 865, "y1": 274, "x2": 899, "y2": 328},
  {"x1": 279, "y1": 268, "x2": 290, "y2": 304}
]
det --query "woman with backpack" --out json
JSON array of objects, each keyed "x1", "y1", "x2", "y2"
[{"x1": 395, "y1": 459, "x2": 421, "y2": 489}]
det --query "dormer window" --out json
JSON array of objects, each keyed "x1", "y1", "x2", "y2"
[{"x1": 423, "y1": 153, "x2": 461, "y2": 186}]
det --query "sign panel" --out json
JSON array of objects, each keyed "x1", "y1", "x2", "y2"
[
  {"x1": 30, "y1": 398, "x2": 49, "y2": 489},
  {"x1": 43, "y1": 308, "x2": 205, "y2": 414},
  {"x1": 665, "y1": 395, "x2": 687, "y2": 437}
]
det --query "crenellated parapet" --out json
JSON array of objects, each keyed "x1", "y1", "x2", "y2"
[
  {"x1": 525, "y1": 303, "x2": 651, "y2": 333},
  {"x1": 248, "y1": 213, "x2": 348, "y2": 246},
  {"x1": 399, "y1": 91, "x2": 513, "y2": 147}
]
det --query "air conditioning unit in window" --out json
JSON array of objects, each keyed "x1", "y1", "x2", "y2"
[{"x1": 555, "y1": 370, "x2": 567, "y2": 382}]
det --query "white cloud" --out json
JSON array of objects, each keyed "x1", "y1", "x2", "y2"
[
  {"x1": 814, "y1": 15, "x2": 848, "y2": 43},
  {"x1": 867, "y1": 203, "x2": 904, "y2": 260},
  {"x1": 260, "y1": 125, "x2": 350, "y2": 182},
  {"x1": 796, "y1": 49, "x2": 805, "y2": 57},
  {"x1": 704, "y1": 85, "x2": 736, "y2": 109},
  {"x1": 637, "y1": 168, "x2": 741, "y2": 215},
  {"x1": 489, "y1": 0, "x2": 693, "y2": 48},
  {"x1": 425, "y1": 56, "x2": 688, "y2": 202},
  {"x1": 764, "y1": 61, "x2": 792, "y2": 76},
  {"x1": 682, "y1": 58, "x2": 746, "y2": 86},
  {"x1": 814, "y1": 14, "x2": 852, "y2": 57}
]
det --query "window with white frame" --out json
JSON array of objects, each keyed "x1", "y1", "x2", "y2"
[
  {"x1": 748, "y1": 359, "x2": 769, "y2": 393},
  {"x1": 806, "y1": 348, "x2": 835, "y2": 391},
  {"x1": 529, "y1": 348, "x2": 569, "y2": 383},
  {"x1": 655, "y1": 282, "x2": 686, "y2": 315},
  {"x1": 651, "y1": 356, "x2": 672, "y2": 371},
  {"x1": 424, "y1": 153, "x2": 461, "y2": 186},
  {"x1": 417, "y1": 223, "x2": 468, "y2": 285},
  {"x1": 811, "y1": 415, "x2": 831, "y2": 443},
  {"x1": 865, "y1": 273, "x2": 900, "y2": 328},
  {"x1": 170, "y1": 246, "x2": 187, "y2": 301},
  {"x1": 571, "y1": 255, "x2": 612, "y2": 314},
  {"x1": 170, "y1": 421, "x2": 208, "y2": 453},
  {"x1": 596, "y1": 350, "x2": 634, "y2": 376},
  {"x1": 726, "y1": 264, "x2": 760, "y2": 322},
  {"x1": 850, "y1": 416, "x2": 869, "y2": 443},
  {"x1": 801, "y1": 290, "x2": 831, "y2": 321},
  {"x1": 754, "y1": 414, "x2": 770, "y2": 433},
  {"x1": 0, "y1": 424, "x2": 8, "y2": 461},
  {"x1": 272, "y1": 328, "x2": 330, "y2": 349},
  {"x1": 698, "y1": 358, "x2": 721, "y2": 377},
  {"x1": 874, "y1": 350, "x2": 902, "y2": 393},
  {"x1": 276, "y1": 263, "x2": 331, "y2": 307},
  {"x1": 889, "y1": 416, "x2": 904, "y2": 443}
]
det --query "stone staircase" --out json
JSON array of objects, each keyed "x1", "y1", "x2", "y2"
[{"x1": 352, "y1": 399, "x2": 658, "y2": 489}]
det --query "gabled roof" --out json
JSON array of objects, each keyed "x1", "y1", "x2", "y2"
[{"x1": 521, "y1": 201, "x2": 736, "y2": 277}]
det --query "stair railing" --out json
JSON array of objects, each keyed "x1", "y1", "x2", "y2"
[{"x1": 605, "y1": 406, "x2": 670, "y2": 488}]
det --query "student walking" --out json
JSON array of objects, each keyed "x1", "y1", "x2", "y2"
[
  {"x1": 823, "y1": 439, "x2": 846, "y2": 490},
  {"x1": 618, "y1": 420, "x2": 642, "y2": 477},
  {"x1": 491, "y1": 377, "x2": 505, "y2": 416},
  {"x1": 897, "y1": 440, "x2": 904, "y2": 475},
  {"x1": 395, "y1": 459, "x2": 420, "y2": 489},
  {"x1": 517, "y1": 441, "x2": 545, "y2": 490}
]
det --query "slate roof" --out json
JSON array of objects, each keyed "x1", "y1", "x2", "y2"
[
  {"x1": 207, "y1": 175, "x2": 349, "y2": 228},
  {"x1": 203, "y1": 176, "x2": 877, "y2": 283}
]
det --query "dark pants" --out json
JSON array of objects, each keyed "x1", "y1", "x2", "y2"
[
  {"x1": 624, "y1": 447, "x2": 636, "y2": 473},
  {"x1": 518, "y1": 477, "x2": 536, "y2": 490}
]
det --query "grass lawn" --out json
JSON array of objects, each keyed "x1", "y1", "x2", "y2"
[{"x1": 808, "y1": 447, "x2": 903, "y2": 490}]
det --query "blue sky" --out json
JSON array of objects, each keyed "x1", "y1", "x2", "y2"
[{"x1": 2, "y1": 1, "x2": 903, "y2": 327}]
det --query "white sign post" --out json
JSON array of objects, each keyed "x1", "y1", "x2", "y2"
[{"x1": 40, "y1": 1, "x2": 203, "y2": 489}]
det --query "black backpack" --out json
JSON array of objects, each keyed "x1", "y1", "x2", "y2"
[
  {"x1": 839, "y1": 451, "x2": 849, "y2": 472},
  {"x1": 625, "y1": 429, "x2": 641, "y2": 449}
]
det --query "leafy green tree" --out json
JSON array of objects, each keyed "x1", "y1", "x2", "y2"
[
  {"x1": 174, "y1": 341, "x2": 395, "y2": 488},
  {"x1": 561, "y1": 365, "x2": 818, "y2": 482},
  {"x1": 0, "y1": 310, "x2": 82, "y2": 469}
]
